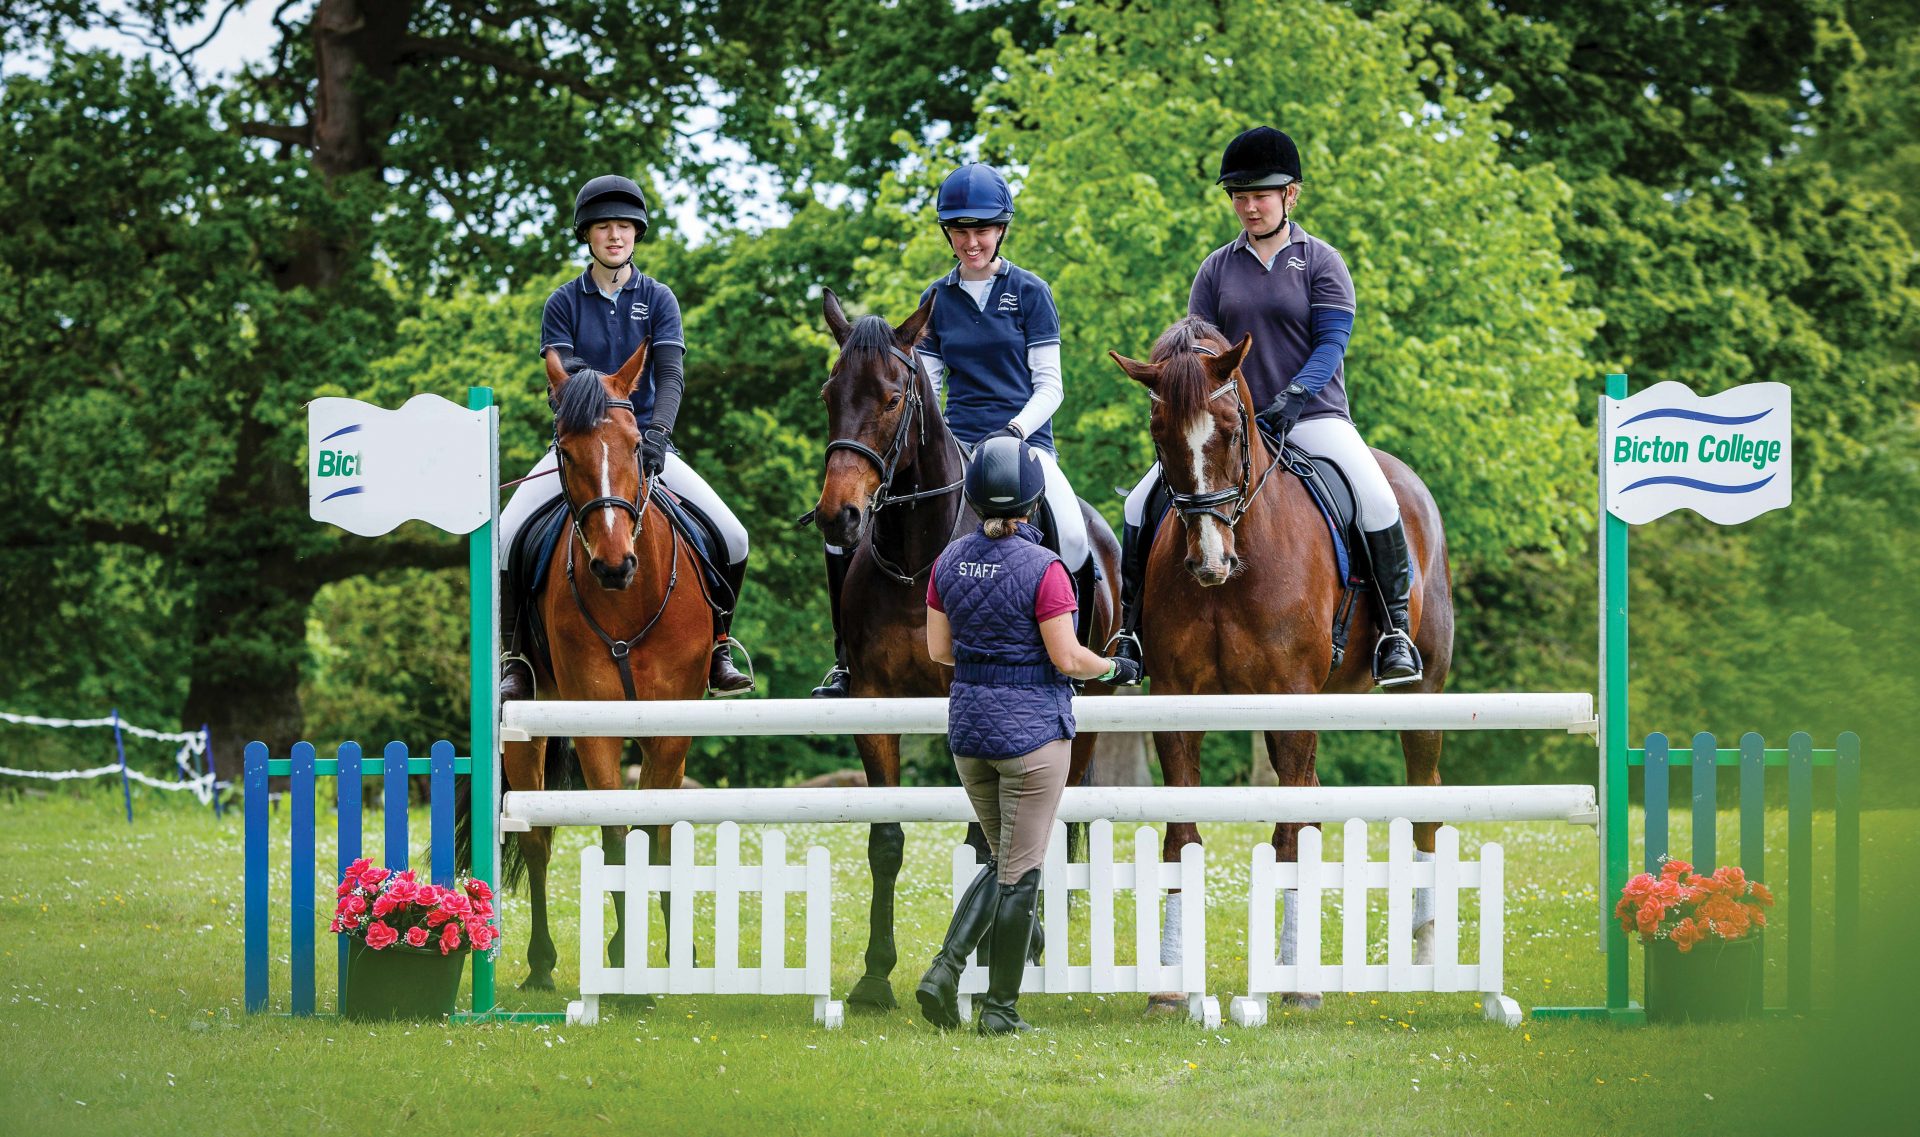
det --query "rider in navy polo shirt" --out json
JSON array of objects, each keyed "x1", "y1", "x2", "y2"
[
  {"x1": 812, "y1": 164, "x2": 1092, "y2": 698},
  {"x1": 1111, "y1": 128, "x2": 1424, "y2": 687},
  {"x1": 498, "y1": 174, "x2": 754, "y2": 698}
]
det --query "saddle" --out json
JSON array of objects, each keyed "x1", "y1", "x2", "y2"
[
  {"x1": 1145, "y1": 433, "x2": 1371, "y2": 671},
  {"x1": 505, "y1": 486, "x2": 734, "y2": 682}
]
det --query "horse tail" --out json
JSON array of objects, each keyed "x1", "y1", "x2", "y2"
[{"x1": 452, "y1": 738, "x2": 581, "y2": 893}]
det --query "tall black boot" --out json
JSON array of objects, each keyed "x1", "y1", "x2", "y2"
[
  {"x1": 978, "y1": 868, "x2": 1041, "y2": 1035},
  {"x1": 499, "y1": 571, "x2": 534, "y2": 701},
  {"x1": 915, "y1": 860, "x2": 999, "y2": 1030},
  {"x1": 811, "y1": 546, "x2": 853, "y2": 698},
  {"x1": 1104, "y1": 522, "x2": 1146, "y2": 669},
  {"x1": 707, "y1": 558, "x2": 754, "y2": 697},
  {"x1": 1362, "y1": 520, "x2": 1424, "y2": 687}
]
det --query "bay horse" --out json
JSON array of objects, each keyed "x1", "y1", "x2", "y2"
[
  {"x1": 501, "y1": 343, "x2": 715, "y2": 991},
  {"x1": 1109, "y1": 317, "x2": 1454, "y2": 1007},
  {"x1": 810, "y1": 289, "x2": 1124, "y2": 1011}
]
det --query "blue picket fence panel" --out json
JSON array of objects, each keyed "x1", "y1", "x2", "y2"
[{"x1": 242, "y1": 740, "x2": 473, "y2": 1016}]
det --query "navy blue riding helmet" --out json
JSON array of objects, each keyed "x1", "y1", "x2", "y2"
[
  {"x1": 965, "y1": 435, "x2": 1048, "y2": 519},
  {"x1": 1217, "y1": 126, "x2": 1302, "y2": 190},
  {"x1": 573, "y1": 174, "x2": 650, "y2": 241},
  {"x1": 938, "y1": 164, "x2": 1015, "y2": 227}
]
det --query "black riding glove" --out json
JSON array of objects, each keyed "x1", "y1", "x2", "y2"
[
  {"x1": 1257, "y1": 384, "x2": 1310, "y2": 439},
  {"x1": 640, "y1": 424, "x2": 671, "y2": 478},
  {"x1": 991, "y1": 422, "x2": 1025, "y2": 441},
  {"x1": 1104, "y1": 656, "x2": 1144, "y2": 687}
]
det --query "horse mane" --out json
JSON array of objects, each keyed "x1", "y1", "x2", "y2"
[
  {"x1": 553, "y1": 361, "x2": 612, "y2": 434},
  {"x1": 1150, "y1": 316, "x2": 1229, "y2": 429}
]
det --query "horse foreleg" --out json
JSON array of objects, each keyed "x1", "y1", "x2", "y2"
[
  {"x1": 521, "y1": 825, "x2": 558, "y2": 991},
  {"x1": 1266, "y1": 729, "x2": 1324, "y2": 1009},
  {"x1": 848, "y1": 732, "x2": 903, "y2": 1011},
  {"x1": 1400, "y1": 727, "x2": 1444, "y2": 964},
  {"x1": 1146, "y1": 729, "x2": 1205, "y2": 1013}
]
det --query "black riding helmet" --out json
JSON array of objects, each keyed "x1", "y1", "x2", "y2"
[
  {"x1": 1217, "y1": 127, "x2": 1302, "y2": 190},
  {"x1": 964, "y1": 436, "x2": 1047, "y2": 519},
  {"x1": 573, "y1": 174, "x2": 650, "y2": 241}
]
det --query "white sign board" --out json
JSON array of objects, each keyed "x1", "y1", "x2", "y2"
[
  {"x1": 308, "y1": 394, "x2": 493, "y2": 536},
  {"x1": 1602, "y1": 381, "x2": 1791, "y2": 526}
]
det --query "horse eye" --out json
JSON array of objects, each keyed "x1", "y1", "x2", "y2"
[{"x1": 886, "y1": 393, "x2": 903, "y2": 410}]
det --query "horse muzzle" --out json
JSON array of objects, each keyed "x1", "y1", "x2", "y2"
[
  {"x1": 816, "y1": 503, "x2": 869, "y2": 550},
  {"x1": 1185, "y1": 554, "x2": 1239, "y2": 587},
  {"x1": 589, "y1": 553, "x2": 637, "y2": 590}
]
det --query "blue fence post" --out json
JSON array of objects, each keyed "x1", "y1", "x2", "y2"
[
  {"x1": 1690, "y1": 732, "x2": 1716, "y2": 873},
  {"x1": 112, "y1": 708, "x2": 133, "y2": 824},
  {"x1": 243, "y1": 741, "x2": 269, "y2": 1013},
  {"x1": 289, "y1": 741, "x2": 316, "y2": 1017},
  {"x1": 430, "y1": 741, "x2": 456, "y2": 886},
  {"x1": 337, "y1": 741, "x2": 363, "y2": 1012},
  {"x1": 1643, "y1": 733, "x2": 1669, "y2": 872},
  {"x1": 384, "y1": 741, "x2": 409, "y2": 872}
]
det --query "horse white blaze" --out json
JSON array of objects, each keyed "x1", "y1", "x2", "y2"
[
  {"x1": 1185, "y1": 412, "x2": 1227, "y2": 570},
  {"x1": 599, "y1": 440, "x2": 619, "y2": 539}
]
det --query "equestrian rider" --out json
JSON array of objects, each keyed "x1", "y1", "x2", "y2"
[
  {"x1": 1110, "y1": 127, "x2": 1424, "y2": 686},
  {"x1": 498, "y1": 174, "x2": 755, "y2": 699},
  {"x1": 915, "y1": 437, "x2": 1143, "y2": 1034},
  {"x1": 814, "y1": 163, "x2": 1090, "y2": 698}
]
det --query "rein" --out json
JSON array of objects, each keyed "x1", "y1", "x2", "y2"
[{"x1": 1149, "y1": 349, "x2": 1282, "y2": 530}]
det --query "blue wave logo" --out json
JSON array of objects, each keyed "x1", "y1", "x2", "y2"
[
  {"x1": 1618, "y1": 406, "x2": 1771, "y2": 428},
  {"x1": 1620, "y1": 474, "x2": 1775, "y2": 495},
  {"x1": 320, "y1": 423, "x2": 364, "y2": 442},
  {"x1": 321, "y1": 485, "x2": 366, "y2": 503}
]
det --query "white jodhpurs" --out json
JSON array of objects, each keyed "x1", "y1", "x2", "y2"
[
  {"x1": 1032, "y1": 447, "x2": 1089, "y2": 573},
  {"x1": 1287, "y1": 418, "x2": 1401, "y2": 532},
  {"x1": 499, "y1": 448, "x2": 750, "y2": 564}
]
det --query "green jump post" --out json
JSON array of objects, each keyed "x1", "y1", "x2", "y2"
[
  {"x1": 1600, "y1": 372, "x2": 1633, "y2": 1017},
  {"x1": 467, "y1": 386, "x2": 500, "y2": 1017}
]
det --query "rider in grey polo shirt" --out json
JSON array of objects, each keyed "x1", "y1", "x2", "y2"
[{"x1": 1110, "y1": 127, "x2": 1424, "y2": 686}]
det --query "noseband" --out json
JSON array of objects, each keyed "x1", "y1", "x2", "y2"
[
  {"x1": 551, "y1": 396, "x2": 653, "y2": 553},
  {"x1": 1149, "y1": 345, "x2": 1278, "y2": 530}
]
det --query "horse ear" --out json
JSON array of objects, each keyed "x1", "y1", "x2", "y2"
[
  {"x1": 1108, "y1": 350, "x2": 1159, "y2": 390},
  {"x1": 823, "y1": 288, "x2": 852, "y2": 346},
  {"x1": 612, "y1": 338, "x2": 649, "y2": 396},
  {"x1": 1209, "y1": 333, "x2": 1253, "y2": 381},
  {"x1": 895, "y1": 291, "x2": 934, "y2": 350},
  {"x1": 544, "y1": 348, "x2": 569, "y2": 395}
]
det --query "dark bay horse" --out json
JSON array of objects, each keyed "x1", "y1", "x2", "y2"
[
  {"x1": 502, "y1": 343, "x2": 714, "y2": 991},
  {"x1": 810, "y1": 289, "x2": 1124, "y2": 1010},
  {"x1": 1110, "y1": 317, "x2": 1454, "y2": 1006}
]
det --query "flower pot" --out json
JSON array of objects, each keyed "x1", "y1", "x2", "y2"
[
  {"x1": 342, "y1": 940, "x2": 468, "y2": 1021},
  {"x1": 1643, "y1": 935, "x2": 1760, "y2": 1024}
]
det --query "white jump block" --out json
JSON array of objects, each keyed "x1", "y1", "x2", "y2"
[
  {"x1": 1230, "y1": 819, "x2": 1520, "y2": 1028},
  {"x1": 565, "y1": 820, "x2": 842, "y2": 1028},
  {"x1": 948, "y1": 819, "x2": 1220, "y2": 1028}
]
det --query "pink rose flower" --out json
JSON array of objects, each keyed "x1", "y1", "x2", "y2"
[
  {"x1": 404, "y1": 926, "x2": 430, "y2": 948},
  {"x1": 439, "y1": 923, "x2": 462, "y2": 955},
  {"x1": 364, "y1": 921, "x2": 399, "y2": 950},
  {"x1": 360, "y1": 865, "x2": 390, "y2": 887},
  {"x1": 344, "y1": 894, "x2": 368, "y2": 916},
  {"x1": 344, "y1": 858, "x2": 372, "y2": 886},
  {"x1": 469, "y1": 924, "x2": 498, "y2": 952},
  {"x1": 464, "y1": 879, "x2": 494, "y2": 904},
  {"x1": 385, "y1": 879, "x2": 419, "y2": 906}
]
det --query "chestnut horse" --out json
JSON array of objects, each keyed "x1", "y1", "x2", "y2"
[
  {"x1": 1110, "y1": 317, "x2": 1454, "y2": 1006},
  {"x1": 502, "y1": 343, "x2": 714, "y2": 991},
  {"x1": 810, "y1": 289, "x2": 1123, "y2": 1010}
]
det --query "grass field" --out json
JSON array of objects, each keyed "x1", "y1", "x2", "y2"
[{"x1": 2, "y1": 790, "x2": 1912, "y2": 1136}]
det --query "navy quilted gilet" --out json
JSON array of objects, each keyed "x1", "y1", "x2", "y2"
[{"x1": 934, "y1": 523, "x2": 1075, "y2": 759}]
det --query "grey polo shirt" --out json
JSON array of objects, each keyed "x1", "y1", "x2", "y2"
[{"x1": 1188, "y1": 223, "x2": 1357, "y2": 421}]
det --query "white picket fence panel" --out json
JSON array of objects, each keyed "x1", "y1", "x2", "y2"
[
  {"x1": 1229, "y1": 818, "x2": 1521, "y2": 1028},
  {"x1": 948, "y1": 819, "x2": 1221, "y2": 1028},
  {"x1": 565, "y1": 821, "x2": 844, "y2": 1028}
]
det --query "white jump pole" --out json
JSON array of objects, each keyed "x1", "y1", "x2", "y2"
[
  {"x1": 500, "y1": 692, "x2": 1596, "y2": 742},
  {"x1": 500, "y1": 783, "x2": 1598, "y2": 830}
]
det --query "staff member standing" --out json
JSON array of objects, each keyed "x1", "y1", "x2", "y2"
[
  {"x1": 1112, "y1": 126, "x2": 1423, "y2": 686},
  {"x1": 914, "y1": 436, "x2": 1142, "y2": 1034}
]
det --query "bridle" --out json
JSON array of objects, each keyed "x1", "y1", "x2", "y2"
[
  {"x1": 551, "y1": 396, "x2": 653, "y2": 555},
  {"x1": 1149, "y1": 345, "x2": 1280, "y2": 529}
]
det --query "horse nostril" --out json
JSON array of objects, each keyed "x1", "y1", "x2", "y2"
[
  {"x1": 621, "y1": 554, "x2": 636, "y2": 576},
  {"x1": 1185, "y1": 556, "x2": 1200, "y2": 573}
]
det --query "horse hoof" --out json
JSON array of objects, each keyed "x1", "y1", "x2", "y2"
[
  {"x1": 520, "y1": 972, "x2": 557, "y2": 992},
  {"x1": 1414, "y1": 923, "x2": 1435, "y2": 967},
  {"x1": 1143, "y1": 993, "x2": 1186, "y2": 1017},
  {"x1": 846, "y1": 975, "x2": 897, "y2": 1011},
  {"x1": 1280, "y1": 991, "x2": 1323, "y2": 1011}
]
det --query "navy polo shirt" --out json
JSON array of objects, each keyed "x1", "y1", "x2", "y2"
[
  {"x1": 919, "y1": 260, "x2": 1061, "y2": 451},
  {"x1": 1189, "y1": 223, "x2": 1356, "y2": 421},
  {"x1": 539, "y1": 268, "x2": 686, "y2": 426}
]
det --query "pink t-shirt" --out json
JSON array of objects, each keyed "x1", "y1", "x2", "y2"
[{"x1": 928, "y1": 560, "x2": 1077, "y2": 623}]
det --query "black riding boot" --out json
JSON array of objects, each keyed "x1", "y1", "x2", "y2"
[
  {"x1": 499, "y1": 571, "x2": 534, "y2": 701},
  {"x1": 1363, "y1": 520, "x2": 1423, "y2": 688},
  {"x1": 707, "y1": 558, "x2": 754, "y2": 697},
  {"x1": 978, "y1": 868, "x2": 1042, "y2": 1035},
  {"x1": 915, "y1": 860, "x2": 999, "y2": 1030},
  {"x1": 1105, "y1": 522, "x2": 1147, "y2": 669},
  {"x1": 811, "y1": 546, "x2": 853, "y2": 698}
]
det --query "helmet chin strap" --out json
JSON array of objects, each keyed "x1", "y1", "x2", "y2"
[{"x1": 589, "y1": 248, "x2": 633, "y2": 273}]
